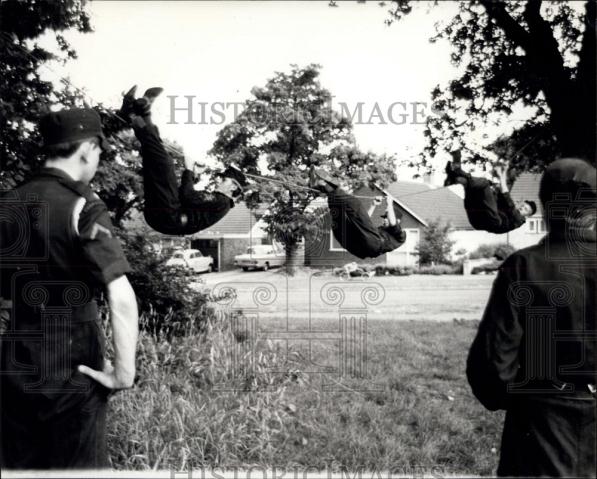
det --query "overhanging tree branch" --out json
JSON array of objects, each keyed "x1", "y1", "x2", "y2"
[
  {"x1": 479, "y1": 0, "x2": 532, "y2": 51},
  {"x1": 522, "y1": 0, "x2": 566, "y2": 74}
]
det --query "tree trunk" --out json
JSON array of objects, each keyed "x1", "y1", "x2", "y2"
[
  {"x1": 285, "y1": 242, "x2": 300, "y2": 276},
  {"x1": 481, "y1": 0, "x2": 596, "y2": 163}
]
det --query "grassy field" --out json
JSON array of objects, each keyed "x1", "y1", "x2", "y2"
[{"x1": 107, "y1": 311, "x2": 504, "y2": 475}]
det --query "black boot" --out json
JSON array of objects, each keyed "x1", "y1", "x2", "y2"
[
  {"x1": 221, "y1": 164, "x2": 247, "y2": 187},
  {"x1": 444, "y1": 161, "x2": 458, "y2": 186},
  {"x1": 309, "y1": 167, "x2": 339, "y2": 194},
  {"x1": 117, "y1": 85, "x2": 138, "y2": 126},
  {"x1": 215, "y1": 165, "x2": 249, "y2": 202},
  {"x1": 444, "y1": 161, "x2": 470, "y2": 187},
  {"x1": 118, "y1": 86, "x2": 163, "y2": 128},
  {"x1": 131, "y1": 87, "x2": 164, "y2": 127}
]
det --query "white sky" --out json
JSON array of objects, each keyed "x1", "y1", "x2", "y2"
[{"x1": 47, "y1": 1, "x2": 473, "y2": 182}]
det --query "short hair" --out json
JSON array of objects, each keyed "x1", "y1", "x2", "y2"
[
  {"x1": 524, "y1": 200, "x2": 537, "y2": 216},
  {"x1": 43, "y1": 137, "x2": 99, "y2": 159},
  {"x1": 539, "y1": 158, "x2": 596, "y2": 208}
]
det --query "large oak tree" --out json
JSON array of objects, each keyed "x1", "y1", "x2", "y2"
[{"x1": 380, "y1": 0, "x2": 596, "y2": 170}]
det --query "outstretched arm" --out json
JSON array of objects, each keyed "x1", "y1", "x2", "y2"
[
  {"x1": 385, "y1": 195, "x2": 398, "y2": 226},
  {"x1": 495, "y1": 165, "x2": 509, "y2": 193},
  {"x1": 367, "y1": 196, "x2": 383, "y2": 217}
]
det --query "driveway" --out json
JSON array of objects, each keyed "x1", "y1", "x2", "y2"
[{"x1": 192, "y1": 269, "x2": 496, "y2": 322}]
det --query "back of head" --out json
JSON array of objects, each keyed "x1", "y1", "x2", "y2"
[{"x1": 539, "y1": 158, "x2": 596, "y2": 234}]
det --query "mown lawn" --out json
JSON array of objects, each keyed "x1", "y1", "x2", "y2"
[{"x1": 107, "y1": 315, "x2": 504, "y2": 475}]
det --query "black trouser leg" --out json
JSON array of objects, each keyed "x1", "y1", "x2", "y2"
[
  {"x1": 327, "y1": 188, "x2": 383, "y2": 259},
  {"x1": 463, "y1": 177, "x2": 503, "y2": 232},
  {"x1": 1, "y1": 386, "x2": 109, "y2": 469},
  {"x1": 134, "y1": 124, "x2": 231, "y2": 235},
  {"x1": 134, "y1": 123, "x2": 185, "y2": 234}
]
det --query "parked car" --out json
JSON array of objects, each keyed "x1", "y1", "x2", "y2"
[
  {"x1": 234, "y1": 245, "x2": 285, "y2": 271},
  {"x1": 471, "y1": 258, "x2": 502, "y2": 275},
  {"x1": 165, "y1": 249, "x2": 214, "y2": 273}
]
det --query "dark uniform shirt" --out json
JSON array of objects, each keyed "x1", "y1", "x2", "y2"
[
  {"x1": 0, "y1": 167, "x2": 130, "y2": 411},
  {"x1": 464, "y1": 176, "x2": 526, "y2": 234},
  {"x1": 467, "y1": 230, "x2": 596, "y2": 477},
  {"x1": 495, "y1": 190, "x2": 525, "y2": 233},
  {"x1": 378, "y1": 223, "x2": 407, "y2": 254}
]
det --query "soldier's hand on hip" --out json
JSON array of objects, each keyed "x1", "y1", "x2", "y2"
[{"x1": 78, "y1": 359, "x2": 135, "y2": 390}]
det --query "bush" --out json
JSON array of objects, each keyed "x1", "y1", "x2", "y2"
[
  {"x1": 115, "y1": 230, "x2": 227, "y2": 337},
  {"x1": 416, "y1": 218, "x2": 455, "y2": 265},
  {"x1": 374, "y1": 265, "x2": 414, "y2": 276},
  {"x1": 417, "y1": 264, "x2": 461, "y2": 275}
]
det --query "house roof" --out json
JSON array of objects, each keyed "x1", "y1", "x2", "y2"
[
  {"x1": 192, "y1": 201, "x2": 261, "y2": 239},
  {"x1": 356, "y1": 181, "x2": 472, "y2": 230},
  {"x1": 509, "y1": 172, "x2": 542, "y2": 211}
]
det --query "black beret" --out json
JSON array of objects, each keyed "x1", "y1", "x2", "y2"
[
  {"x1": 539, "y1": 158, "x2": 596, "y2": 207},
  {"x1": 39, "y1": 108, "x2": 109, "y2": 150}
]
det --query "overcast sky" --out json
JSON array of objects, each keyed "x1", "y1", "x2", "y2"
[{"x1": 47, "y1": 1, "x2": 471, "y2": 183}]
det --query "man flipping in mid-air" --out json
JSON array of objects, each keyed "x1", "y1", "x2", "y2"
[
  {"x1": 309, "y1": 167, "x2": 406, "y2": 259},
  {"x1": 444, "y1": 151, "x2": 536, "y2": 234},
  {"x1": 118, "y1": 86, "x2": 247, "y2": 236}
]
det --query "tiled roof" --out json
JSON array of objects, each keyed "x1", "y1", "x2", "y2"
[
  {"x1": 509, "y1": 172, "x2": 542, "y2": 207},
  {"x1": 192, "y1": 201, "x2": 261, "y2": 238}
]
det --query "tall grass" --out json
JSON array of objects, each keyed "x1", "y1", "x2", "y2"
[
  {"x1": 107, "y1": 306, "x2": 298, "y2": 470},
  {"x1": 105, "y1": 302, "x2": 503, "y2": 475}
]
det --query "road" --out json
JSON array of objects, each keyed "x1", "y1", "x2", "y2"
[{"x1": 191, "y1": 269, "x2": 496, "y2": 323}]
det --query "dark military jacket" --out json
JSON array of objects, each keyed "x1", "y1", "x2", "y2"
[
  {"x1": 494, "y1": 190, "x2": 526, "y2": 233},
  {"x1": 0, "y1": 168, "x2": 130, "y2": 413},
  {"x1": 467, "y1": 228, "x2": 596, "y2": 477},
  {"x1": 378, "y1": 223, "x2": 407, "y2": 254}
]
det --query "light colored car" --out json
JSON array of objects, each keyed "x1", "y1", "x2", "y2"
[
  {"x1": 234, "y1": 245, "x2": 285, "y2": 271},
  {"x1": 165, "y1": 249, "x2": 214, "y2": 273}
]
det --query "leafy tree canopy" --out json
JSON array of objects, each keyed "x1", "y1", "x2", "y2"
[
  {"x1": 374, "y1": 0, "x2": 595, "y2": 171},
  {"x1": 0, "y1": 0, "x2": 92, "y2": 188},
  {"x1": 210, "y1": 64, "x2": 397, "y2": 269}
]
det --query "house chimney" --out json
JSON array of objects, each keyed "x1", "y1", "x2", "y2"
[{"x1": 423, "y1": 171, "x2": 438, "y2": 186}]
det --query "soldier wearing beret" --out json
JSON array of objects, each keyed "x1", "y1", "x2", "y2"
[
  {"x1": 0, "y1": 108, "x2": 139, "y2": 469},
  {"x1": 467, "y1": 158, "x2": 596, "y2": 477},
  {"x1": 309, "y1": 167, "x2": 406, "y2": 259},
  {"x1": 444, "y1": 151, "x2": 537, "y2": 234},
  {"x1": 117, "y1": 86, "x2": 247, "y2": 236}
]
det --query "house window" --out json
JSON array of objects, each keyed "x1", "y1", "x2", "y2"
[
  {"x1": 527, "y1": 218, "x2": 546, "y2": 234},
  {"x1": 329, "y1": 230, "x2": 347, "y2": 252}
]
